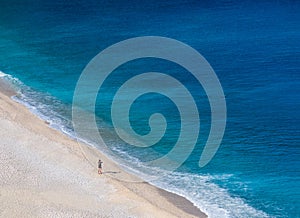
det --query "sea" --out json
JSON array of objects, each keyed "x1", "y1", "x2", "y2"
[{"x1": 0, "y1": 1, "x2": 299, "y2": 217}]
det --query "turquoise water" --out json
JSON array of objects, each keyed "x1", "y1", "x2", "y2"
[{"x1": 0, "y1": 1, "x2": 299, "y2": 217}]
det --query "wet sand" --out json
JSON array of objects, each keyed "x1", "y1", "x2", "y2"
[{"x1": 0, "y1": 82, "x2": 207, "y2": 218}]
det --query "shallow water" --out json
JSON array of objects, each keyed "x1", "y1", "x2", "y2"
[{"x1": 0, "y1": 1, "x2": 299, "y2": 217}]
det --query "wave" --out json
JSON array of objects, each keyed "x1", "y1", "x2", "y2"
[
  {"x1": 109, "y1": 146, "x2": 270, "y2": 218},
  {"x1": 153, "y1": 172, "x2": 269, "y2": 218},
  {"x1": 0, "y1": 70, "x2": 270, "y2": 218},
  {"x1": 0, "y1": 70, "x2": 74, "y2": 136},
  {"x1": 0, "y1": 70, "x2": 7, "y2": 77}
]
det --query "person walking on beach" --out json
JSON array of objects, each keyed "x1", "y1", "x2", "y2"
[{"x1": 98, "y1": 159, "x2": 103, "y2": 175}]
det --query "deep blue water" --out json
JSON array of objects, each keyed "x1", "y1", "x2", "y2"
[{"x1": 0, "y1": 1, "x2": 299, "y2": 217}]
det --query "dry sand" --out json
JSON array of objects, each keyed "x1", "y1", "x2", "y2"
[{"x1": 0, "y1": 82, "x2": 207, "y2": 218}]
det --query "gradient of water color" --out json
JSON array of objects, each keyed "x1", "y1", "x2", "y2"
[{"x1": 0, "y1": 1, "x2": 299, "y2": 217}]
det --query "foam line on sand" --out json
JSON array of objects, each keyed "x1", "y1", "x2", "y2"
[{"x1": 0, "y1": 87, "x2": 207, "y2": 218}]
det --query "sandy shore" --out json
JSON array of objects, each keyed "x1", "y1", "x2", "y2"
[{"x1": 0, "y1": 81, "x2": 207, "y2": 218}]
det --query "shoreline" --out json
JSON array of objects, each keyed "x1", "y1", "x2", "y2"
[{"x1": 0, "y1": 81, "x2": 207, "y2": 217}]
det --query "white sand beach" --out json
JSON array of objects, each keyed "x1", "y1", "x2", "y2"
[{"x1": 0, "y1": 82, "x2": 206, "y2": 218}]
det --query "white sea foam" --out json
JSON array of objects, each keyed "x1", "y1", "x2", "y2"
[
  {"x1": 0, "y1": 70, "x2": 7, "y2": 77},
  {"x1": 1, "y1": 70, "x2": 270, "y2": 218},
  {"x1": 110, "y1": 146, "x2": 270, "y2": 218},
  {"x1": 0, "y1": 70, "x2": 74, "y2": 137},
  {"x1": 0, "y1": 71, "x2": 22, "y2": 93},
  {"x1": 153, "y1": 172, "x2": 269, "y2": 218}
]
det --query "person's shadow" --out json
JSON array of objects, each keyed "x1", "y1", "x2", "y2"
[{"x1": 102, "y1": 171, "x2": 120, "y2": 174}]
